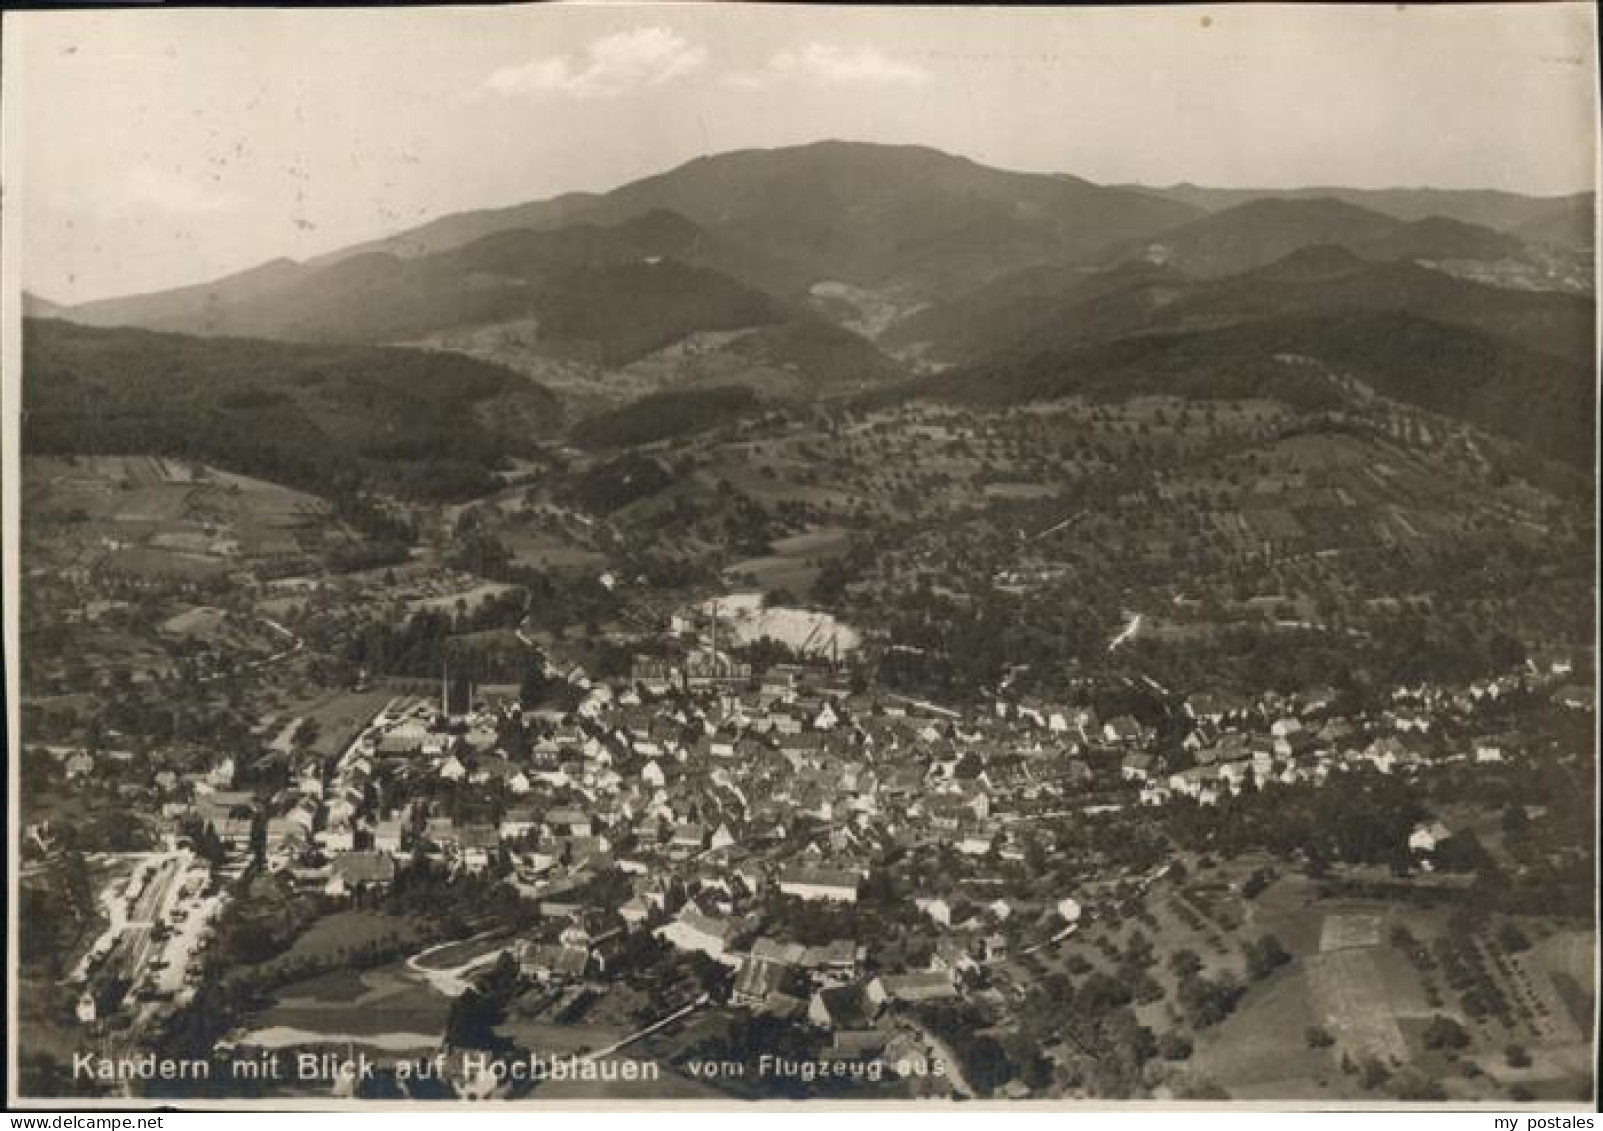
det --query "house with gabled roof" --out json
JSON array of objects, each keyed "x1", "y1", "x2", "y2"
[
  {"x1": 320, "y1": 820, "x2": 357, "y2": 853},
  {"x1": 801, "y1": 940, "x2": 859, "y2": 980},
  {"x1": 499, "y1": 807, "x2": 538, "y2": 841},
  {"x1": 655, "y1": 907, "x2": 749, "y2": 965},
  {"x1": 671, "y1": 823, "x2": 707, "y2": 853},
  {"x1": 1121, "y1": 752, "x2": 1156, "y2": 783},
  {"x1": 733, "y1": 952, "x2": 800, "y2": 1006},
  {"x1": 544, "y1": 808, "x2": 592, "y2": 838},
  {"x1": 516, "y1": 941, "x2": 588, "y2": 982},
  {"x1": 1409, "y1": 819, "x2": 1451, "y2": 858},
  {"x1": 373, "y1": 818, "x2": 405, "y2": 855},
  {"x1": 866, "y1": 970, "x2": 957, "y2": 1007},
  {"x1": 809, "y1": 983, "x2": 872, "y2": 1031},
  {"x1": 1102, "y1": 715, "x2": 1148, "y2": 746},
  {"x1": 1185, "y1": 692, "x2": 1252, "y2": 727},
  {"x1": 778, "y1": 866, "x2": 861, "y2": 903},
  {"x1": 326, "y1": 850, "x2": 396, "y2": 897},
  {"x1": 424, "y1": 816, "x2": 459, "y2": 850}
]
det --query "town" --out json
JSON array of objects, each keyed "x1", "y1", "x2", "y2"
[{"x1": 17, "y1": 494, "x2": 1596, "y2": 1101}]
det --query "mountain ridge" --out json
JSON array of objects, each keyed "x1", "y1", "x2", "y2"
[
  {"x1": 44, "y1": 140, "x2": 1205, "y2": 326},
  {"x1": 918, "y1": 309, "x2": 1594, "y2": 468},
  {"x1": 1099, "y1": 196, "x2": 1534, "y2": 278},
  {"x1": 885, "y1": 242, "x2": 1593, "y2": 369},
  {"x1": 1118, "y1": 181, "x2": 1594, "y2": 249},
  {"x1": 21, "y1": 317, "x2": 560, "y2": 501}
]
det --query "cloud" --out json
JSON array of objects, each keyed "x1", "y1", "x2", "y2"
[
  {"x1": 724, "y1": 44, "x2": 932, "y2": 90},
  {"x1": 483, "y1": 27, "x2": 708, "y2": 99},
  {"x1": 89, "y1": 164, "x2": 243, "y2": 219}
]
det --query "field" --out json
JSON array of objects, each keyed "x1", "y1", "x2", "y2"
[
  {"x1": 262, "y1": 963, "x2": 446, "y2": 1036},
  {"x1": 1305, "y1": 948, "x2": 1418, "y2": 1061},
  {"x1": 263, "y1": 910, "x2": 426, "y2": 969},
  {"x1": 1318, "y1": 912, "x2": 1386, "y2": 952},
  {"x1": 98, "y1": 546, "x2": 237, "y2": 582},
  {"x1": 231, "y1": 910, "x2": 463, "y2": 1057},
  {"x1": 270, "y1": 966, "x2": 372, "y2": 1004},
  {"x1": 726, "y1": 525, "x2": 850, "y2": 593},
  {"x1": 998, "y1": 859, "x2": 1589, "y2": 1103},
  {"x1": 500, "y1": 527, "x2": 606, "y2": 572},
  {"x1": 245, "y1": 958, "x2": 448, "y2": 1051},
  {"x1": 287, "y1": 690, "x2": 399, "y2": 758},
  {"x1": 1487, "y1": 927, "x2": 1595, "y2": 1098},
  {"x1": 1184, "y1": 908, "x2": 1438, "y2": 1099},
  {"x1": 1186, "y1": 961, "x2": 1340, "y2": 1098},
  {"x1": 158, "y1": 604, "x2": 284, "y2": 660},
  {"x1": 1178, "y1": 879, "x2": 1597, "y2": 1103},
  {"x1": 408, "y1": 320, "x2": 657, "y2": 415},
  {"x1": 23, "y1": 456, "x2": 321, "y2": 568},
  {"x1": 407, "y1": 581, "x2": 518, "y2": 614}
]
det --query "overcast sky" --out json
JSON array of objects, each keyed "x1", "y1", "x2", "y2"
[{"x1": 5, "y1": 3, "x2": 1597, "y2": 303}]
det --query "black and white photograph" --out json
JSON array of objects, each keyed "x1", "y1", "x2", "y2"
[{"x1": 2, "y1": 2, "x2": 1598, "y2": 1110}]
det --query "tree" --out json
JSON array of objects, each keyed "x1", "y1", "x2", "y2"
[
  {"x1": 1157, "y1": 1031, "x2": 1193, "y2": 1061},
  {"x1": 1422, "y1": 1014, "x2": 1470, "y2": 1051},
  {"x1": 444, "y1": 988, "x2": 505, "y2": 1051},
  {"x1": 1124, "y1": 929, "x2": 1156, "y2": 968},
  {"x1": 1433, "y1": 831, "x2": 1493, "y2": 873},
  {"x1": 1076, "y1": 971, "x2": 1134, "y2": 1016},
  {"x1": 1018, "y1": 1052, "x2": 1054, "y2": 1091},
  {"x1": 1358, "y1": 1057, "x2": 1391, "y2": 1091},
  {"x1": 1177, "y1": 973, "x2": 1243, "y2": 1029},
  {"x1": 1504, "y1": 1044, "x2": 1532, "y2": 1068},
  {"x1": 189, "y1": 820, "x2": 227, "y2": 869},
  {"x1": 963, "y1": 1034, "x2": 1013, "y2": 1096},
  {"x1": 249, "y1": 815, "x2": 267, "y2": 870},
  {"x1": 519, "y1": 662, "x2": 547, "y2": 708},
  {"x1": 1241, "y1": 867, "x2": 1273, "y2": 899},
  {"x1": 444, "y1": 951, "x2": 520, "y2": 1051},
  {"x1": 1242, "y1": 933, "x2": 1291, "y2": 980},
  {"x1": 1496, "y1": 921, "x2": 1532, "y2": 954},
  {"x1": 1169, "y1": 949, "x2": 1203, "y2": 979}
]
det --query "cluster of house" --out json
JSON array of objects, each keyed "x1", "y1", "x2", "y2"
[
  {"x1": 140, "y1": 656, "x2": 1097, "y2": 982},
  {"x1": 643, "y1": 883, "x2": 1039, "y2": 1044},
  {"x1": 97, "y1": 635, "x2": 1585, "y2": 905},
  {"x1": 1108, "y1": 665, "x2": 1583, "y2": 808},
  {"x1": 116, "y1": 637, "x2": 1586, "y2": 1033}
]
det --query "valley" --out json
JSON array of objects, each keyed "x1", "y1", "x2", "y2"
[{"x1": 13, "y1": 137, "x2": 1596, "y2": 1106}]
